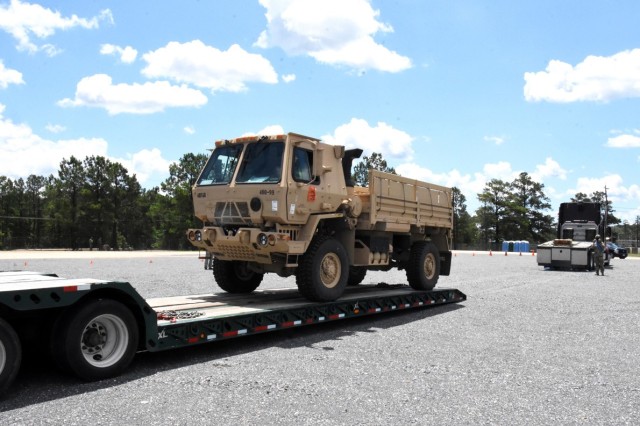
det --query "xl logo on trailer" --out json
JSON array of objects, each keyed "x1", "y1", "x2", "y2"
[{"x1": 158, "y1": 329, "x2": 168, "y2": 340}]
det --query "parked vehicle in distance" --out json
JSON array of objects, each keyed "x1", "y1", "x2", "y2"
[{"x1": 607, "y1": 241, "x2": 628, "y2": 259}]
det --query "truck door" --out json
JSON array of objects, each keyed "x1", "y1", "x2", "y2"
[{"x1": 286, "y1": 143, "x2": 317, "y2": 223}]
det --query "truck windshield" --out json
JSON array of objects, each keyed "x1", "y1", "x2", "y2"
[
  {"x1": 197, "y1": 144, "x2": 243, "y2": 185},
  {"x1": 235, "y1": 142, "x2": 284, "y2": 184}
]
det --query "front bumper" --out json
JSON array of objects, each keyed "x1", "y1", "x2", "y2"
[{"x1": 186, "y1": 227, "x2": 306, "y2": 264}]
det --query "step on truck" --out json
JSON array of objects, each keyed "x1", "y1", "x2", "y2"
[
  {"x1": 537, "y1": 202, "x2": 609, "y2": 270},
  {"x1": 0, "y1": 270, "x2": 466, "y2": 395},
  {"x1": 186, "y1": 132, "x2": 454, "y2": 302}
]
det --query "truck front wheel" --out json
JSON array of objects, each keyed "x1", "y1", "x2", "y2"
[
  {"x1": 296, "y1": 236, "x2": 349, "y2": 302},
  {"x1": 52, "y1": 299, "x2": 138, "y2": 381},
  {"x1": 213, "y1": 259, "x2": 263, "y2": 293},
  {"x1": 407, "y1": 241, "x2": 440, "y2": 290},
  {"x1": 0, "y1": 318, "x2": 21, "y2": 394}
]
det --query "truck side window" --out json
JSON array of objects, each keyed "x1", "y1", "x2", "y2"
[{"x1": 292, "y1": 147, "x2": 314, "y2": 183}]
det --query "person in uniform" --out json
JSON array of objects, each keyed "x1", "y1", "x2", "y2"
[{"x1": 592, "y1": 234, "x2": 606, "y2": 276}]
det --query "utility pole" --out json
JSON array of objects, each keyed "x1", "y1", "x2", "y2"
[{"x1": 636, "y1": 215, "x2": 639, "y2": 254}]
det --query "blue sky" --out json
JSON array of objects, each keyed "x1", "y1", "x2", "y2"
[{"x1": 1, "y1": 0, "x2": 639, "y2": 222}]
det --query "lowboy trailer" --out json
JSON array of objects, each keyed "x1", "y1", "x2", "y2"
[{"x1": 0, "y1": 270, "x2": 466, "y2": 395}]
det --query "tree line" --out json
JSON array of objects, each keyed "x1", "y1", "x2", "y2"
[
  {"x1": 0, "y1": 154, "x2": 207, "y2": 250},
  {"x1": 0, "y1": 151, "x2": 633, "y2": 251}
]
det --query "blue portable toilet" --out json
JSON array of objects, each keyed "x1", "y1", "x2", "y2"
[
  {"x1": 502, "y1": 241, "x2": 509, "y2": 252},
  {"x1": 522, "y1": 240, "x2": 530, "y2": 252},
  {"x1": 514, "y1": 241, "x2": 521, "y2": 253}
]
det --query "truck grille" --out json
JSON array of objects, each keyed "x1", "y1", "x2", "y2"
[
  {"x1": 216, "y1": 244, "x2": 256, "y2": 260},
  {"x1": 277, "y1": 226, "x2": 300, "y2": 241},
  {"x1": 214, "y1": 202, "x2": 251, "y2": 225}
]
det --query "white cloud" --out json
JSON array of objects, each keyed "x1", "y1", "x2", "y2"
[
  {"x1": 113, "y1": 148, "x2": 171, "y2": 186},
  {"x1": 322, "y1": 118, "x2": 414, "y2": 161},
  {"x1": 0, "y1": 103, "x2": 108, "y2": 177},
  {"x1": 567, "y1": 175, "x2": 640, "y2": 217},
  {"x1": 184, "y1": 126, "x2": 195, "y2": 135},
  {"x1": 45, "y1": 123, "x2": 65, "y2": 133},
  {"x1": 0, "y1": 60, "x2": 24, "y2": 88},
  {"x1": 531, "y1": 157, "x2": 568, "y2": 181},
  {"x1": 483, "y1": 135, "x2": 505, "y2": 145},
  {"x1": 241, "y1": 125, "x2": 286, "y2": 137},
  {"x1": 0, "y1": 103, "x2": 170, "y2": 186},
  {"x1": 58, "y1": 74, "x2": 208, "y2": 115},
  {"x1": 100, "y1": 43, "x2": 138, "y2": 64},
  {"x1": 524, "y1": 49, "x2": 640, "y2": 102},
  {"x1": 282, "y1": 73, "x2": 296, "y2": 83},
  {"x1": 255, "y1": 0, "x2": 411, "y2": 73},
  {"x1": 606, "y1": 133, "x2": 640, "y2": 148},
  {"x1": 142, "y1": 40, "x2": 278, "y2": 93},
  {"x1": 0, "y1": 0, "x2": 112, "y2": 56}
]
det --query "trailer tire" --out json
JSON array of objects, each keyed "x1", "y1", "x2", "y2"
[
  {"x1": 407, "y1": 241, "x2": 439, "y2": 290},
  {"x1": 347, "y1": 267, "x2": 367, "y2": 286},
  {"x1": 0, "y1": 318, "x2": 21, "y2": 394},
  {"x1": 296, "y1": 236, "x2": 349, "y2": 302},
  {"x1": 52, "y1": 299, "x2": 138, "y2": 381},
  {"x1": 213, "y1": 259, "x2": 263, "y2": 293}
]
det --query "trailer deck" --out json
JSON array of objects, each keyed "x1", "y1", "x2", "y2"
[
  {"x1": 149, "y1": 284, "x2": 467, "y2": 350},
  {"x1": 0, "y1": 270, "x2": 466, "y2": 394}
]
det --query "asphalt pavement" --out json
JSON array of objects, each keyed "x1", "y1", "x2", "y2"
[{"x1": 1, "y1": 250, "x2": 639, "y2": 425}]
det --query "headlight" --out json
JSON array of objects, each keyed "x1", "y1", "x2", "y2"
[
  {"x1": 257, "y1": 233, "x2": 268, "y2": 246},
  {"x1": 195, "y1": 230, "x2": 202, "y2": 241}
]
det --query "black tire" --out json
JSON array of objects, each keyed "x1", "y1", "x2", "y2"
[
  {"x1": 296, "y1": 236, "x2": 349, "y2": 302},
  {"x1": 0, "y1": 318, "x2": 21, "y2": 395},
  {"x1": 52, "y1": 299, "x2": 138, "y2": 381},
  {"x1": 347, "y1": 266, "x2": 367, "y2": 286},
  {"x1": 406, "y1": 241, "x2": 440, "y2": 290},
  {"x1": 212, "y1": 259, "x2": 263, "y2": 293}
]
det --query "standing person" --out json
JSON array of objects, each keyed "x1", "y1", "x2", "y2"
[{"x1": 592, "y1": 234, "x2": 606, "y2": 276}]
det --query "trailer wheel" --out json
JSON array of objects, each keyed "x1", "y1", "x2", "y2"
[
  {"x1": 52, "y1": 299, "x2": 138, "y2": 381},
  {"x1": 213, "y1": 259, "x2": 263, "y2": 293},
  {"x1": 0, "y1": 318, "x2": 21, "y2": 394},
  {"x1": 296, "y1": 236, "x2": 349, "y2": 302},
  {"x1": 347, "y1": 267, "x2": 367, "y2": 286},
  {"x1": 407, "y1": 241, "x2": 440, "y2": 290}
]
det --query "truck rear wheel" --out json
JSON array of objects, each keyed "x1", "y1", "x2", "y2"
[
  {"x1": 52, "y1": 299, "x2": 138, "y2": 381},
  {"x1": 213, "y1": 259, "x2": 263, "y2": 293},
  {"x1": 407, "y1": 241, "x2": 440, "y2": 290},
  {"x1": 296, "y1": 236, "x2": 349, "y2": 302},
  {"x1": 0, "y1": 318, "x2": 21, "y2": 394},
  {"x1": 348, "y1": 267, "x2": 367, "y2": 286}
]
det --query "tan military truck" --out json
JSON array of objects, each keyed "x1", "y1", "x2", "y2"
[{"x1": 186, "y1": 132, "x2": 453, "y2": 302}]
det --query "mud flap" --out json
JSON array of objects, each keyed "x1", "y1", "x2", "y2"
[{"x1": 440, "y1": 251, "x2": 452, "y2": 276}]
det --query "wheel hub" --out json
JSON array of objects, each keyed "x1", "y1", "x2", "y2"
[
  {"x1": 423, "y1": 254, "x2": 436, "y2": 279},
  {"x1": 82, "y1": 322, "x2": 107, "y2": 357},
  {"x1": 320, "y1": 253, "x2": 340, "y2": 288}
]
